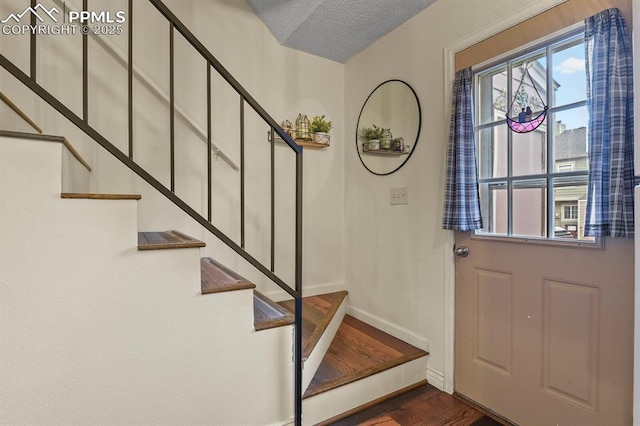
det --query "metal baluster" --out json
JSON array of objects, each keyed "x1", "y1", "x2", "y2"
[
  {"x1": 270, "y1": 127, "x2": 275, "y2": 272},
  {"x1": 207, "y1": 64, "x2": 212, "y2": 222},
  {"x1": 294, "y1": 152, "x2": 304, "y2": 426},
  {"x1": 169, "y1": 22, "x2": 175, "y2": 192},
  {"x1": 240, "y1": 96, "x2": 245, "y2": 248},
  {"x1": 128, "y1": 0, "x2": 133, "y2": 158},
  {"x1": 82, "y1": 0, "x2": 88, "y2": 122},
  {"x1": 30, "y1": 0, "x2": 36, "y2": 81}
]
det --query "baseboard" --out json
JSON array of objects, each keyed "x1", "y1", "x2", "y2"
[
  {"x1": 266, "y1": 417, "x2": 294, "y2": 426},
  {"x1": 302, "y1": 281, "x2": 347, "y2": 297},
  {"x1": 263, "y1": 281, "x2": 347, "y2": 302},
  {"x1": 347, "y1": 305, "x2": 429, "y2": 351},
  {"x1": 426, "y1": 366, "x2": 445, "y2": 391}
]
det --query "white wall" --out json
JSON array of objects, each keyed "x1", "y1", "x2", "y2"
[{"x1": 344, "y1": 0, "x2": 536, "y2": 390}]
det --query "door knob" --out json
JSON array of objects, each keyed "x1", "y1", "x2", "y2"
[{"x1": 454, "y1": 245, "x2": 469, "y2": 257}]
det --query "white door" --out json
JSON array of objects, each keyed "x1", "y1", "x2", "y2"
[{"x1": 455, "y1": 234, "x2": 634, "y2": 425}]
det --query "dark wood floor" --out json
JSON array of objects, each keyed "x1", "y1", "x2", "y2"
[{"x1": 330, "y1": 383, "x2": 503, "y2": 426}]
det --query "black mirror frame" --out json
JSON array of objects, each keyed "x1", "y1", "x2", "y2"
[{"x1": 356, "y1": 79, "x2": 422, "y2": 176}]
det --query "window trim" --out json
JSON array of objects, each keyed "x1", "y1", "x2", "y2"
[{"x1": 471, "y1": 232, "x2": 603, "y2": 250}]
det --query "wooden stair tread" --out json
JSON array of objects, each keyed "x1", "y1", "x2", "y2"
[
  {"x1": 279, "y1": 291, "x2": 347, "y2": 359},
  {"x1": 200, "y1": 257, "x2": 255, "y2": 294},
  {"x1": 61, "y1": 193, "x2": 142, "y2": 200},
  {"x1": 254, "y1": 290, "x2": 294, "y2": 331},
  {"x1": 303, "y1": 315, "x2": 428, "y2": 399},
  {"x1": 137, "y1": 231, "x2": 205, "y2": 250}
]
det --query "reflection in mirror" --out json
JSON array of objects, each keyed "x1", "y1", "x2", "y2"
[{"x1": 356, "y1": 80, "x2": 421, "y2": 175}]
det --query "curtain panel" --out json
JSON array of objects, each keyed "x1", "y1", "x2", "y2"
[
  {"x1": 442, "y1": 67, "x2": 483, "y2": 231},
  {"x1": 584, "y1": 7, "x2": 635, "y2": 238}
]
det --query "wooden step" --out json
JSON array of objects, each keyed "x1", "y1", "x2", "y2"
[
  {"x1": 279, "y1": 291, "x2": 348, "y2": 359},
  {"x1": 304, "y1": 315, "x2": 429, "y2": 399},
  {"x1": 137, "y1": 230, "x2": 205, "y2": 250},
  {"x1": 61, "y1": 193, "x2": 141, "y2": 200},
  {"x1": 200, "y1": 257, "x2": 255, "y2": 294},
  {"x1": 254, "y1": 290, "x2": 294, "y2": 331}
]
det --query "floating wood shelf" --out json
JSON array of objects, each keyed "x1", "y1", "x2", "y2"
[
  {"x1": 268, "y1": 134, "x2": 330, "y2": 150},
  {"x1": 295, "y1": 140, "x2": 330, "y2": 149},
  {"x1": 362, "y1": 148, "x2": 408, "y2": 156}
]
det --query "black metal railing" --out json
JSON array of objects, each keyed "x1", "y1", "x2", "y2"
[{"x1": 0, "y1": 0, "x2": 304, "y2": 423}]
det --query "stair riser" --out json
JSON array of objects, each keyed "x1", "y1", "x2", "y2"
[
  {"x1": 0, "y1": 137, "x2": 63, "y2": 196},
  {"x1": 302, "y1": 298, "x2": 347, "y2": 392},
  {"x1": 302, "y1": 358, "x2": 428, "y2": 425}
]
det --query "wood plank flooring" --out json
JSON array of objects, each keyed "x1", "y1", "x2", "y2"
[
  {"x1": 329, "y1": 383, "x2": 503, "y2": 426},
  {"x1": 304, "y1": 315, "x2": 428, "y2": 398},
  {"x1": 279, "y1": 291, "x2": 347, "y2": 358},
  {"x1": 137, "y1": 230, "x2": 206, "y2": 250},
  {"x1": 253, "y1": 290, "x2": 294, "y2": 330},
  {"x1": 61, "y1": 193, "x2": 141, "y2": 200},
  {"x1": 200, "y1": 257, "x2": 255, "y2": 294}
]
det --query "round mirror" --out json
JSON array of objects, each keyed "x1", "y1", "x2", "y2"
[{"x1": 356, "y1": 80, "x2": 421, "y2": 175}]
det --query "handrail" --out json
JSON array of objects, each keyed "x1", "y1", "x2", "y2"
[
  {"x1": 0, "y1": 1, "x2": 303, "y2": 423},
  {"x1": 0, "y1": 90, "x2": 43, "y2": 134},
  {"x1": 1, "y1": 49, "x2": 299, "y2": 296}
]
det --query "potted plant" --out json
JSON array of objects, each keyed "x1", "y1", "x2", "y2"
[
  {"x1": 359, "y1": 124, "x2": 386, "y2": 151},
  {"x1": 310, "y1": 115, "x2": 333, "y2": 145}
]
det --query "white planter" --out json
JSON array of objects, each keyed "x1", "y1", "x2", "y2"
[
  {"x1": 313, "y1": 132, "x2": 330, "y2": 145},
  {"x1": 364, "y1": 139, "x2": 380, "y2": 151}
]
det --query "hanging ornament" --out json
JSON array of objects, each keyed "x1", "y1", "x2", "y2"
[{"x1": 505, "y1": 62, "x2": 548, "y2": 133}]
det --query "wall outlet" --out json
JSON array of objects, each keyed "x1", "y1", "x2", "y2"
[{"x1": 390, "y1": 186, "x2": 408, "y2": 205}]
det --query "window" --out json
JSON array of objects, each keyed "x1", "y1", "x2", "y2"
[
  {"x1": 557, "y1": 162, "x2": 574, "y2": 172},
  {"x1": 474, "y1": 30, "x2": 591, "y2": 241},
  {"x1": 563, "y1": 204, "x2": 578, "y2": 220}
]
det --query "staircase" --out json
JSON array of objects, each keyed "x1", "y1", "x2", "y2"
[
  {"x1": 1, "y1": 129, "x2": 428, "y2": 424},
  {"x1": 0, "y1": 1, "x2": 429, "y2": 423}
]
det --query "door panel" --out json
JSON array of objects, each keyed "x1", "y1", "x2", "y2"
[
  {"x1": 455, "y1": 233, "x2": 634, "y2": 425},
  {"x1": 474, "y1": 268, "x2": 513, "y2": 375}
]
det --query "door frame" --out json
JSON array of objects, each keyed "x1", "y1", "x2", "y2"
[{"x1": 441, "y1": 0, "x2": 571, "y2": 394}]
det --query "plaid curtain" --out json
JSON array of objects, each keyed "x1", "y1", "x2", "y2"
[
  {"x1": 584, "y1": 8, "x2": 635, "y2": 237},
  {"x1": 442, "y1": 67, "x2": 483, "y2": 231}
]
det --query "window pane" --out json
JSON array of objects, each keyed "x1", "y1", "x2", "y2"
[
  {"x1": 479, "y1": 181, "x2": 507, "y2": 235},
  {"x1": 478, "y1": 125, "x2": 507, "y2": 178},
  {"x1": 552, "y1": 107, "x2": 588, "y2": 172},
  {"x1": 511, "y1": 53, "x2": 547, "y2": 119},
  {"x1": 512, "y1": 126, "x2": 546, "y2": 176},
  {"x1": 513, "y1": 179, "x2": 547, "y2": 237},
  {"x1": 552, "y1": 38, "x2": 586, "y2": 107},
  {"x1": 477, "y1": 67, "x2": 507, "y2": 124},
  {"x1": 553, "y1": 176, "x2": 591, "y2": 240}
]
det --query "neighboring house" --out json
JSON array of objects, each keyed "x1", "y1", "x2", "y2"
[{"x1": 554, "y1": 125, "x2": 589, "y2": 238}]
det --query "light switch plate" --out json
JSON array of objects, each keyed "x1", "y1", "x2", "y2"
[{"x1": 390, "y1": 186, "x2": 408, "y2": 205}]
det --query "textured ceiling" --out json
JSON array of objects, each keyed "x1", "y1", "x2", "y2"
[{"x1": 246, "y1": 0, "x2": 438, "y2": 63}]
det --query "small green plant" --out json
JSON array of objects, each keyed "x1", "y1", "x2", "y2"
[
  {"x1": 310, "y1": 115, "x2": 333, "y2": 133},
  {"x1": 359, "y1": 124, "x2": 386, "y2": 140}
]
